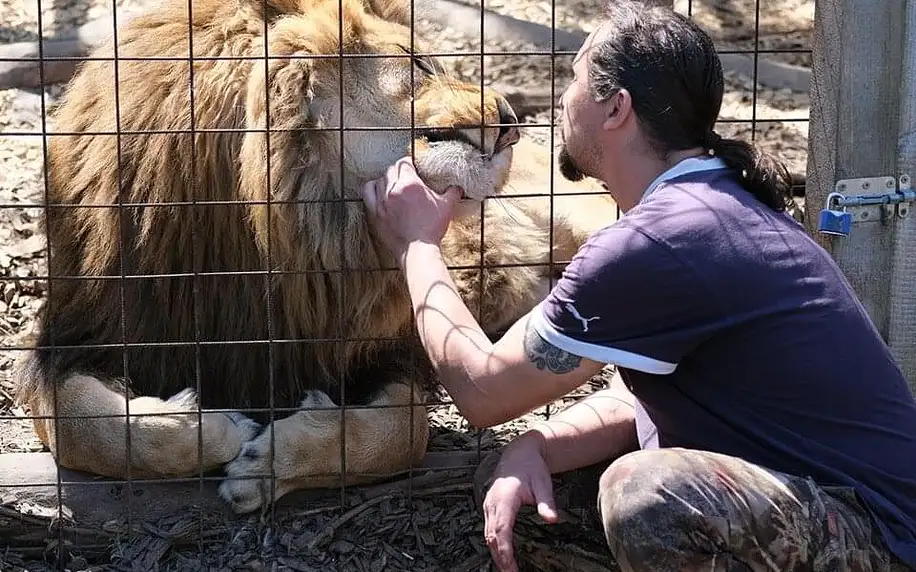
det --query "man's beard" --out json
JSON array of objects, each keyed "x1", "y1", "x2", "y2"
[{"x1": 558, "y1": 144, "x2": 586, "y2": 182}]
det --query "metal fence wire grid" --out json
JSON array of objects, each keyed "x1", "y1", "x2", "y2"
[{"x1": 0, "y1": 0, "x2": 812, "y2": 569}]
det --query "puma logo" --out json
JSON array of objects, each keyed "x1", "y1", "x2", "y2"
[{"x1": 565, "y1": 303, "x2": 600, "y2": 332}]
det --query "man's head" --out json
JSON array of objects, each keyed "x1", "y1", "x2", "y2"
[
  {"x1": 558, "y1": 0, "x2": 722, "y2": 181},
  {"x1": 558, "y1": 0, "x2": 792, "y2": 211}
]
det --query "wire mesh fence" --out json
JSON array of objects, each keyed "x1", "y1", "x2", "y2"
[{"x1": 0, "y1": 0, "x2": 812, "y2": 569}]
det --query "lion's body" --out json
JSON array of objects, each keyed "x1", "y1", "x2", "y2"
[{"x1": 14, "y1": 0, "x2": 617, "y2": 513}]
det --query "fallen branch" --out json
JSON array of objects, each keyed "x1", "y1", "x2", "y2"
[
  {"x1": 306, "y1": 494, "x2": 392, "y2": 550},
  {"x1": 423, "y1": 0, "x2": 587, "y2": 51},
  {"x1": 0, "y1": 37, "x2": 92, "y2": 90},
  {"x1": 490, "y1": 83, "x2": 558, "y2": 116},
  {"x1": 0, "y1": 8, "x2": 143, "y2": 90}
]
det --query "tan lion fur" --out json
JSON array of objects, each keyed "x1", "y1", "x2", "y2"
[{"x1": 13, "y1": 0, "x2": 617, "y2": 513}]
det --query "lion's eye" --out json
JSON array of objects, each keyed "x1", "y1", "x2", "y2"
[
  {"x1": 411, "y1": 56, "x2": 435, "y2": 75},
  {"x1": 396, "y1": 45, "x2": 435, "y2": 76}
]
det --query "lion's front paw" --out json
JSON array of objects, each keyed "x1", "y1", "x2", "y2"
[
  {"x1": 219, "y1": 437, "x2": 272, "y2": 514},
  {"x1": 217, "y1": 390, "x2": 358, "y2": 514},
  {"x1": 226, "y1": 412, "x2": 262, "y2": 443}
]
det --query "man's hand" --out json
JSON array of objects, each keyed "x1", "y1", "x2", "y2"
[
  {"x1": 360, "y1": 156, "x2": 464, "y2": 265},
  {"x1": 483, "y1": 434, "x2": 559, "y2": 572}
]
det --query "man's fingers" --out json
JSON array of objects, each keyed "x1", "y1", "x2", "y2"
[
  {"x1": 531, "y1": 473, "x2": 559, "y2": 524},
  {"x1": 441, "y1": 185, "x2": 465, "y2": 203},
  {"x1": 487, "y1": 511, "x2": 519, "y2": 572},
  {"x1": 483, "y1": 484, "x2": 522, "y2": 572},
  {"x1": 386, "y1": 155, "x2": 420, "y2": 192},
  {"x1": 374, "y1": 177, "x2": 388, "y2": 207}
]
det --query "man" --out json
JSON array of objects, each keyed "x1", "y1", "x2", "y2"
[{"x1": 359, "y1": 1, "x2": 916, "y2": 571}]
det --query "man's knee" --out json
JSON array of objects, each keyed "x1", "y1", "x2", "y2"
[
  {"x1": 595, "y1": 448, "x2": 878, "y2": 572},
  {"x1": 597, "y1": 448, "x2": 731, "y2": 569},
  {"x1": 597, "y1": 448, "x2": 708, "y2": 515},
  {"x1": 597, "y1": 446, "x2": 796, "y2": 520}
]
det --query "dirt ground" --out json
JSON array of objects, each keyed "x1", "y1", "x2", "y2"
[{"x1": 0, "y1": 0, "x2": 813, "y2": 569}]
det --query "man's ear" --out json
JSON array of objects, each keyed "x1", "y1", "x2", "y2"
[{"x1": 602, "y1": 88, "x2": 632, "y2": 131}]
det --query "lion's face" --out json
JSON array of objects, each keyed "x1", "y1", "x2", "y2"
[{"x1": 251, "y1": 0, "x2": 521, "y2": 204}]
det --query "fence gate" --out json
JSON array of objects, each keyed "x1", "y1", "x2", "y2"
[{"x1": 805, "y1": 0, "x2": 916, "y2": 391}]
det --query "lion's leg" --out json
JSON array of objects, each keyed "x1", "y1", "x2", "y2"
[
  {"x1": 27, "y1": 373, "x2": 260, "y2": 479},
  {"x1": 218, "y1": 381, "x2": 428, "y2": 514},
  {"x1": 517, "y1": 193, "x2": 620, "y2": 264}
]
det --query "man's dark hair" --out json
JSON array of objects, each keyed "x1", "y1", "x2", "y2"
[{"x1": 588, "y1": 0, "x2": 793, "y2": 211}]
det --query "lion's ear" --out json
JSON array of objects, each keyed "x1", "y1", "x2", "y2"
[
  {"x1": 361, "y1": 0, "x2": 431, "y2": 27},
  {"x1": 239, "y1": 26, "x2": 320, "y2": 260}
]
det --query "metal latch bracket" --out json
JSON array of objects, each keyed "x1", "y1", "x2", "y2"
[{"x1": 832, "y1": 174, "x2": 913, "y2": 224}]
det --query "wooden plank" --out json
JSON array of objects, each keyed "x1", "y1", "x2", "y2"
[
  {"x1": 886, "y1": 3, "x2": 916, "y2": 388},
  {"x1": 805, "y1": 0, "x2": 908, "y2": 378}
]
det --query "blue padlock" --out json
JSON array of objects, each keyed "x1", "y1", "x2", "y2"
[{"x1": 817, "y1": 192, "x2": 852, "y2": 237}]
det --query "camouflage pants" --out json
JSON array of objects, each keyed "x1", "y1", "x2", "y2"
[{"x1": 475, "y1": 447, "x2": 912, "y2": 572}]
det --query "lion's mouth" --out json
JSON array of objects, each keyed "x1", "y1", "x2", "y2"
[{"x1": 419, "y1": 127, "x2": 479, "y2": 151}]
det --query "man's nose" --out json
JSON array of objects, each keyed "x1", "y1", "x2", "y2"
[{"x1": 495, "y1": 97, "x2": 521, "y2": 152}]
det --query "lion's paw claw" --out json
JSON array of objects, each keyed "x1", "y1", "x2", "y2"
[
  {"x1": 226, "y1": 412, "x2": 263, "y2": 443},
  {"x1": 219, "y1": 439, "x2": 271, "y2": 514}
]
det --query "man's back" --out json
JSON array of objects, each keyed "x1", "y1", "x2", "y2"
[
  {"x1": 533, "y1": 163, "x2": 916, "y2": 567},
  {"x1": 621, "y1": 168, "x2": 916, "y2": 567}
]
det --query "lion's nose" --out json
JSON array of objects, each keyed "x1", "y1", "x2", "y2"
[{"x1": 495, "y1": 97, "x2": 521, "y2": 152}]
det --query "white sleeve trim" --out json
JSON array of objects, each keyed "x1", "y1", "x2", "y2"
[{"x1": 529, "y1": 303, "x2": 678, "y2": 375}]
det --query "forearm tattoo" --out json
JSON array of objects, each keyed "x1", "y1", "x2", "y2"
[{"x1": 523, "y1": 317, "x2": 582, "y2": 374}]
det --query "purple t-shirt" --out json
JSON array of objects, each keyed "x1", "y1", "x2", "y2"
[{"x1": 530, "y1": 157, "x2": 916, "y2": 567}]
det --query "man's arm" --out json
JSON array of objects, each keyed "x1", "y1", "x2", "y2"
[
  {"x1": 479, "y1": 372, "x2": 639, "y2": 572},
  {"x1": 512, "y1": 372, "x2": 639, "y2": 475},
  {"x1": 401, "y1": 241, "x2": 605, "y2": 428}
]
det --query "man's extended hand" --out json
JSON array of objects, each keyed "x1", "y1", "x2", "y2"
[
  {"x1": 360, "y1": 157, "x2": 463, "y2": 265},
  {"x1": 483, "y1": 435, "x2": 559, "y2": 572}
]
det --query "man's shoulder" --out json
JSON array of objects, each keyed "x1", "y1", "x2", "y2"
[
  {"x1": 603, "y1": 179, "x2": 723, "y2": 265},
  {"x1": 573, "y1": 216, "x2": 676, "y2": 275},
  {"x1": 629, "y1": 168, "x2": 746, "y2": 227},
  {"x1": 621, "y1": 169, "x2": 801, "y2": 261}
]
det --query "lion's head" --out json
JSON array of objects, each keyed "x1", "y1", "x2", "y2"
[
  {"x1": 244, "y1": 0, "x2": 524, "y2": 193},
  {"x1": 233, "y1": 0, "x2": 522, "y2": 263}
]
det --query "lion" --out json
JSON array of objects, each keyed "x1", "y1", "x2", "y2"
[{"x1": 13, "y1": 0, "x2": 618, "y2": 514}]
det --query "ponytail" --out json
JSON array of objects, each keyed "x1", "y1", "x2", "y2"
[{"x1": 706, "y1": 131, "x2": 794, "y2": 212}]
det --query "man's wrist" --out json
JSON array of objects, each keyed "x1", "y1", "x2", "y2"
[
  {"x1": 398, "y1": 240, "x2": 444, "y2": 270},
  {"x1": 507, "y1": 428, "x2": 549, "y2": 460}
]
